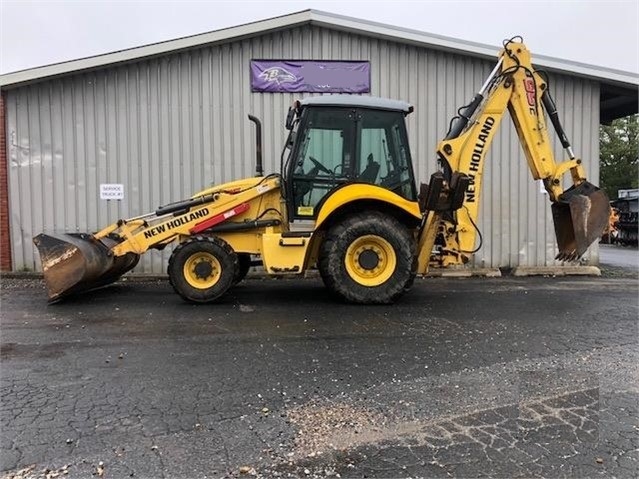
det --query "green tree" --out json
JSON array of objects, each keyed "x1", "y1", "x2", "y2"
[{"x1": 600, "y1": 114, "x2": 638, "y2": 200}]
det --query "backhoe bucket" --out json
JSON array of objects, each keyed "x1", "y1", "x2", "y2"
[
  {"x1": 551, "y1": 182, "x2": 610, "y2": 261},
  {"x1": 33, "y1": 233, "x2": 139, "y2": 302}
]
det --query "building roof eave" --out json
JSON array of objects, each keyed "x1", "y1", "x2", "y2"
[
  {"x1": 0, "y1": 10, "x2": 314, "y2": 88},
  {"x1": 1, "y1": 9, "x2": 637, "y2": 89}
]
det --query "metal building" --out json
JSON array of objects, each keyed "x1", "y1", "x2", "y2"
[{"x1": 1, "y1": 10, "x2": 637, "y2": 273}]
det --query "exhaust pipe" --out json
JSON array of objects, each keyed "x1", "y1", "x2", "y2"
[{"x1": 248, "y1": 114, "x2": 263, "y2": 177}]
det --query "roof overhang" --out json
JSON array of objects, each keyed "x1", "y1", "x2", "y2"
[
  {"x1": 0, "y1": 10, "x2": 314, "y2": 88},
  {"x1": 309, "y1": 11, "x2": 639, "y2": 88},
  {"x1": 600, "y1": 83, "x2": 638, "y2": 124}
]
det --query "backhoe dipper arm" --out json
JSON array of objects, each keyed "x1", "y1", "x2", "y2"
[{"x1": 423, "y1": 39, "x2": 609, "y2": 267}]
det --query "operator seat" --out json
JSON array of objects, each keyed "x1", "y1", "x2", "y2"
[{"x1": 358, "y1": 153, "x2": 380, "y2": 184}]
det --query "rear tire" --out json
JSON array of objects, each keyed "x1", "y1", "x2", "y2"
[
  {"x1": 168, "y1": 236, "x2": 238, "y2": 303},
  {"x1": 318, "y1": 211, "x2": 416, "y2": 304}
]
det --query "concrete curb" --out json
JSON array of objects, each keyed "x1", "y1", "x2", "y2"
[
  {"x1": 2, "y1": 266, "x2": 603, "y2": 281},
  {"x1": 0, "y1": 271, "x2": 169, "y2": 282},
  {"x1": 0, "y1": 271, "x2": 44, "y2": 279},
  {"x1": 423, "y1": 267, "x2": 501, "y2": 278},
  {"x1": 511, "y1": 266, "x2": 601, "y2": 277}
]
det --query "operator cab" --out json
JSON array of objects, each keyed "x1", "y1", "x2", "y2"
[{"x1": 283, "y1": 96, "x2": 417, "y2": 221}]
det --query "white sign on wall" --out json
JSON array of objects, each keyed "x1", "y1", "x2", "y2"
[{"x1": 100, "y1": 183, "x2": 124, "y2": 200}]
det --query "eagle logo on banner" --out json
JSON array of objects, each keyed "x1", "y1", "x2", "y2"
[{"x1": 259, "y1": 66, "x2": 297, "y2": 85}]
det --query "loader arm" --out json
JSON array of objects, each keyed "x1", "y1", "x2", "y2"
[
  {"x1": 34, "y1": 176, "x2": 282, "y2": 301},
  {"x1": 103, "y1": 176, "x2": 280, "y2": 257},
  {"x1": 418, "y1": 39, "x2": 609, "y2": 272}
]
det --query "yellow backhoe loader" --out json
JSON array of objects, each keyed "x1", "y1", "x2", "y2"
[{"x1": 33, "y1": 38, "x2": 610, "y2": 304}]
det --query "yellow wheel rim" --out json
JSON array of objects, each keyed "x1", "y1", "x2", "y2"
[
  {"x1": 344, "y1": 235, "x2": 397, "y2": 286},
  {"x1": 183, "y1": 252, "x2": 221, "y2": 289}
]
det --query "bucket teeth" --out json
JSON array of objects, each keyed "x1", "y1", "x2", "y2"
[
  {"x1": 552, "y1": 182, "x2": 610, "y2": 261},
  {"x1": 555, "y1": 251, "x2": 579, "y2": 262}
]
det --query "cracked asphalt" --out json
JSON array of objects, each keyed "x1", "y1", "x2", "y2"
[{"x1": 1, "y1": 273, "x2": 637, "y2": 478}]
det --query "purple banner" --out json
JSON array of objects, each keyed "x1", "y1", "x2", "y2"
[{"x1": 250, "y1": 60, "x2": 370, "y2": 93}]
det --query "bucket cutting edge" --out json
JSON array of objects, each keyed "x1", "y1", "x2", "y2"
[{"x1": 33, "y1": 233, "x2": 139, "y2": 302}]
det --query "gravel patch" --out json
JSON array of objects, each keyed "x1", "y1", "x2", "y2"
[{"x1": 287, "y1": 400, "x2": 388, "y2": 459}]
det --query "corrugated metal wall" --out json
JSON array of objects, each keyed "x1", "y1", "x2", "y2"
[{"x1": 5, "y1": 25, "x2": 600, "y2": 273}]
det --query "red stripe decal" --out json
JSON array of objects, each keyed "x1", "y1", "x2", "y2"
[{"x1": 189, "y1": 203, "x2": 250, "y2": 234}]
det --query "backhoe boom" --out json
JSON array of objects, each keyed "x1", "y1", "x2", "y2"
[{"x1": 418, "y1": 39, "x2": 610, "y2": 271}]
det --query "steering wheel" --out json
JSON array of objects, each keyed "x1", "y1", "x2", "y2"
[{"x1": 309, "y1": 156, "x2": 332, "y2": 175}]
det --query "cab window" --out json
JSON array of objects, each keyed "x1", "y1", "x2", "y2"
[
  {"x1": 288, "y1": 106, "x2": 417, "y2": 220},
  {"x1": 358, "y1": 109, "x2": 417, "y2": 201}
]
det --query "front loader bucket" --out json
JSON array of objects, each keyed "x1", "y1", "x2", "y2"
[
  {"x1": 551, "y1": 182, "x2": 610, "y2": 261},
  {"x1": 33, "y1": 233, "x2": 139, "y2": 302}
]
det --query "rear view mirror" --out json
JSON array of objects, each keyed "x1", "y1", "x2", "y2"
[{"x1": 285, "y1": 107, "x2": 295, "y2": 130}]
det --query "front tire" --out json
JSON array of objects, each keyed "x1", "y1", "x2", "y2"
[
  {"x1": 318, "y1": 211, "x2": 416, "y2": 304},
  {"x1": 233, "y1": 253, "x2": 252, "y2": 285},
  {"x1": 168, "y1": 236, "x2": 238, "y2": 303}
]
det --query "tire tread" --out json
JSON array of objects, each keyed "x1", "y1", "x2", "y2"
[
  {"x1": 318, "y1": 211, "x2": 416, "y2": 304},
  {"x1": 168, "y1": 235, "x2": 238, "y2": 303}
]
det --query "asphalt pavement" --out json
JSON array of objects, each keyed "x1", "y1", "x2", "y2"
[
  {"x1": 1, "y1": 274, "x2": 638, "y2": 478},
  {"x1": 599, "y1": 244, "x2": 639, "y2": 270}
]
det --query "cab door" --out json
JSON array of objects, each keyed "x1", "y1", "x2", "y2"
[{"x1": 288, "y1": 107, "x2": 356, "y2": 220}]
